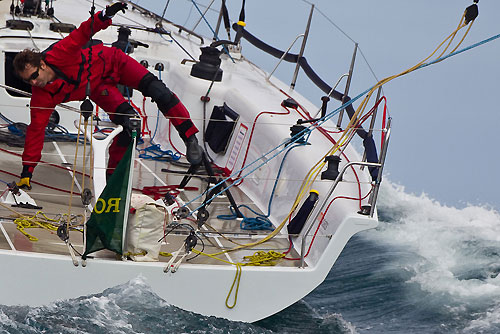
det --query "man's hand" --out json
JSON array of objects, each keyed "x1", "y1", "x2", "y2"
[
  {"x1": 17, "y1": 177, "x2": 32, "y2": 190},
  {"x1": 104, "y1": 2, "x2": 128, "y2": 18}
]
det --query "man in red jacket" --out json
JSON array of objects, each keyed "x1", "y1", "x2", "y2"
[{"x1": 13, "y1": 2, "x2": 202, "y2": 190}]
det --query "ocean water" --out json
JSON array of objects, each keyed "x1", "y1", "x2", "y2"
[{"x1": 1, "y1": 180, "x2": 500, "y2": 334}]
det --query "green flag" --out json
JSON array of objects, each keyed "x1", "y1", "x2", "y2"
[{"x1": 83, "y1": 141, "x2": 133, "y2": 258}]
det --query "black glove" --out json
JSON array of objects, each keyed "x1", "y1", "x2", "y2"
[{"x1": 102, "y1": 2, "x2": 127, "y2": 19}]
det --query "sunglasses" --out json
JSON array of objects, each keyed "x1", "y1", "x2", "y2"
[{"x1": 23, "y1": 67, "x2": 40, "y2": 84}]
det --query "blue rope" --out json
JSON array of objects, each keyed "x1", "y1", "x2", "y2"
[
  {"x1": 7, "y1": 121, "x2": 82, "y2": 143},
  {"x1": 190, "y1": 0, "x2": 217, "y2": 38},
  {"x1": 0, "y1": 113, "x2": 13, "y2": 124},
  {"x1": 46, "y1": 124, "x2": 80, "y2": 141},
  {"x1": 218, "y1": 206, "x2": 274, "y2": 231},
  {"x1": 7, "y1": 124, "x2": 24, "y2": 137},
  {"x1": 149, "y1": 69, "x2": 162, "y2": 144},
  {"x1": 417, "y1": 32, "x2": 500, "y2": 70},
  {"x1": 217, "y1": 142, "x2": 306, "y2": 230},
  {"x1": 158, "y1": 33, "x2": 173, "y2": 43},
  {"x1": 139, "y1": 144, "x2": 181, "y2": 161}
]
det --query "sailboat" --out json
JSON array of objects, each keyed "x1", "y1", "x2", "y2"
[{"x1": 0, "y1": 0, "x2": 403, "y2": 322}]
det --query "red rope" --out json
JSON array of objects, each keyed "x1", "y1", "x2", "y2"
[
  {"x1": 130, "y1": 98, "x2": 151, "y2": 137},
  {"x1": 234, "y1": 108, "x2": 291, "y2": 186},
  {"x1": 0, "y1": 147, "x2": 87, "y2": 177},
  {"x1": 277, "y1": 90, "x2": 365, "y2": 207},
  {"x1": 168, "y1": 120, "x2": 184, "y2": 157},
  {"x1": 138, "y1": 185, "x2": 198, "y2": 200},
  {"x1": 0, "y1": 168, "x2": 73, "y2": 194}
]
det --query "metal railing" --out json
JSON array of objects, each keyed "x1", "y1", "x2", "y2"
[
  {"x1": 298, "y1": 117, "x2": 392, "y2": 267},
  {"x1": 266, "y1": 33, "x2": 305, "y2": 81},
  {"x1": 336, "y1": 43, "x2": 358, "y2": 129},
  {"x1": 312, "y1": 73, "x2": 349, "y2": 118}
]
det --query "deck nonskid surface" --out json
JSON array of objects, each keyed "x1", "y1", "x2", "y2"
[{"x1": 0, "y1": 140, "x2": 302, "y2": 267}]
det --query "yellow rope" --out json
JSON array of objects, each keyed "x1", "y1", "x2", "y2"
[
  {"x1": 81, "y1": 118, "x2": 89, "y2": 198},
  {"x1": 13, "y1": 211, "x2": 83, "y2": 241},
  {"x1": 204, "y1": 222, "x2": 246, "y2": 246},
  {"x1": 67, "y1": 113, "x2": 83, "y2": 224},
  {"x1": 192, "y1": 249, "x2": 285, "y2": 308},
  {"x1": 159, "y1": 251, "x2": 172, "y2": 257},
  {"x1": 436, "y1": 15, "x2": 465, "y2": 59},
  {"x1": 89, "y1": 115, "x2": 94, "y2": 183},
  {"x1": 243, "y1": 250, "x2": 285, "y2": 266},
  {"x1": 123, "y1": 251, "x2": 173, "y2": 258},
  {"x1": 79, "y1": 112, "x2": 95, "y2": 195},
  {"x1": 226, "y1": 263, "x2": 242, "y2": 308},
  {"x1": 123, "y1": 250, "x2": 147, "y2": 257},
  {"x1": 201, "y1": 11, "x2": 477, "y2": 259}
]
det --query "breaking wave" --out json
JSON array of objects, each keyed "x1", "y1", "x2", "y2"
[{"x1": 1, "y1": 180, "x2": 500, "y2": 333}]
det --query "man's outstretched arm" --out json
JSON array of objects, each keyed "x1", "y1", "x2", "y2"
[
  {"x1": 53, "y1": 2, "x2": 127, "y2": 55},
  {"x1": 18, "y1": 91, "x2": 56, "y2": 189}
]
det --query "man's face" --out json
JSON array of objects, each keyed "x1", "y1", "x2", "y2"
[{"x1": 19, "y1": 61, "x2": 52, "y2": 87}]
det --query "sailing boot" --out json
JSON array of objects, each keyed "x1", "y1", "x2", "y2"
[{"x1": 183, "y1": 134, "x2": 203, "y2": 165}]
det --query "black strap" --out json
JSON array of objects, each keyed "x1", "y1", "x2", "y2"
[
  {"x1": 176, "y1": 119, "x2": 195, "y2": 141},
  {"x1": 221, "y1": 0, "x2": 231, "y2": 39},
  {"x1": 233, "y1": 0, "x2": 246, "y2": 44},
  {"x1": 239, "y1": 0, "x2": 246, "y2": 22}
]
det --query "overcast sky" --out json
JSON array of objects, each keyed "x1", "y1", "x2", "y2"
[{"x1": 134, "y1": 0, "x2": 500, "y2": 210}]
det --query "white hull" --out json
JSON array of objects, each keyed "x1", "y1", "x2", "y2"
[
  {"x1": 0, "y1": 215, "x2": 375, "y2": 322},
  {"x1": 0, "y1": 0, "x2": 387, "y2": 322}
]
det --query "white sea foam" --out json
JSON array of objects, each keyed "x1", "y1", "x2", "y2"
[
  {"x1": 375, "y1": 182, "x2": 500, "y2": 296},
  {"x1": 322, "y1": 312, "x2": 359, "y2": 334},
  {"x1": 0, "y1": 310, "x2": 19, "y2": 332},
  {"x1": 373, "y1": 179, "x2": 500, "y2": 329},
  {"x1": 463, "y1": 303, "x2": 500, "y2": 333}
]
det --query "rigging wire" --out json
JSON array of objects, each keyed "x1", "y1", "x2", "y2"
[
  {"x1": 180, "y1": 8, "x2": 484, "y2": 257},
  {"x1": 160, "y1": 0, "x2": 172, "y2": 20},
  {"x1": 189, "y1": 0, "x2": 233, "y2": 61},
  {"x1": 284, "y1": 10, "x2": 479, "y2": 213},
  {"x1": 217, "y1": 141, "x2": 307, "y2": 231},
  {"x1": 5, "y1": 1, "x2": 493, "y2": 262}
]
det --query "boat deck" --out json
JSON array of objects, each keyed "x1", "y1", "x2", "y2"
[{"x1": 0, "y1": 140, "x2": 302, "y2": 267}]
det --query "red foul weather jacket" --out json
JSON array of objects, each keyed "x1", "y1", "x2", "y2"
[
  {"x1": 22, "y1": 12, "x2": 119, "y2": 173},
  {"x1": 23, "y1": 11, "x2": 198, "y2": 176}
]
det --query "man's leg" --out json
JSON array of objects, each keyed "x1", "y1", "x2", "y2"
[
  {"x1": 91, "y1": 85, "x2": 136, "y2": 178},
  {"x1": 136, "y1": 73, "x2": 202, "y2": 164},
  {"x1": 114, "y1": 51, "x2": 202, "y2": 165}
]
